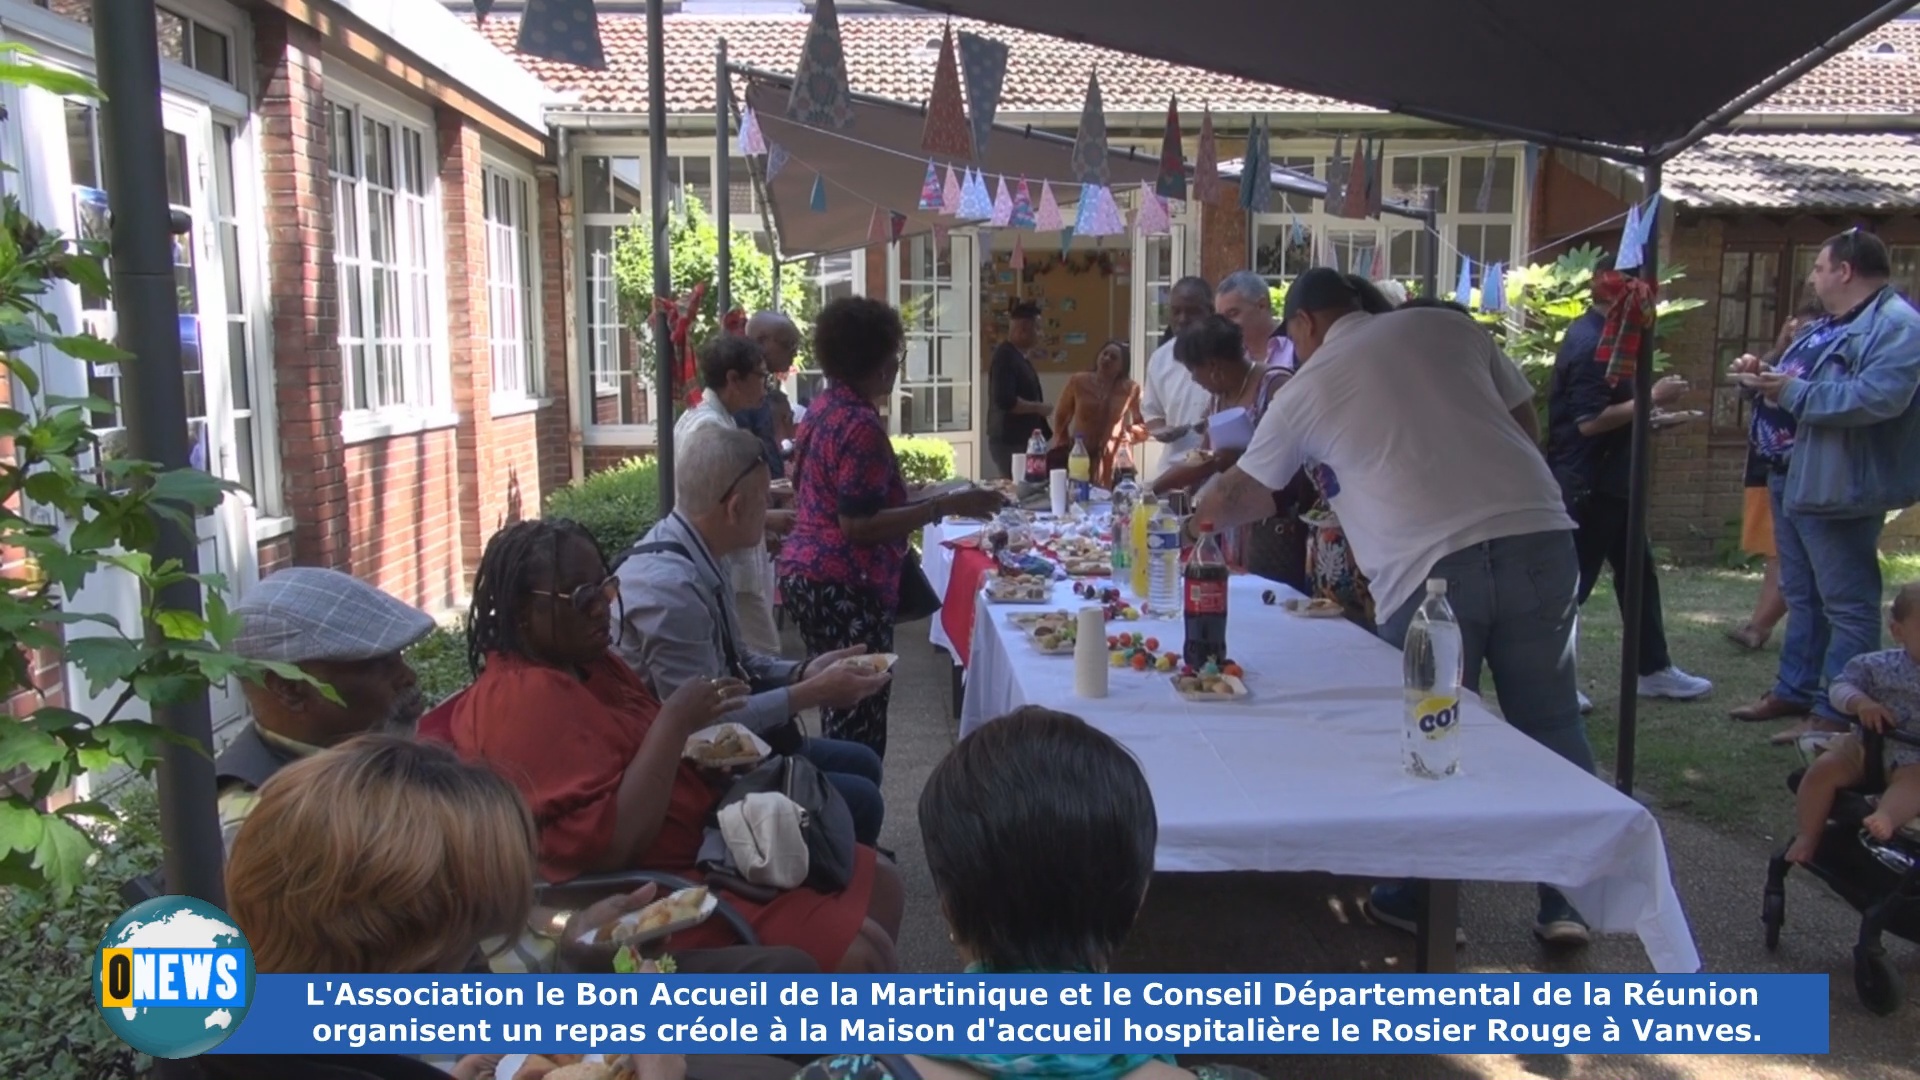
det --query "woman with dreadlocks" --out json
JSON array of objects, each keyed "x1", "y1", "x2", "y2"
[{"x1": 445, "y1": 518, "x2": 904, "y2": 974}]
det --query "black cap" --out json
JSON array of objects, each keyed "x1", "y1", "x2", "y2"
[
  {"x1": 1279, "y1": 267, "x2": 1359, "y2": 323},
  {"x1": 1010, "y1": 301, "x2": 1041, "y2": 319}
]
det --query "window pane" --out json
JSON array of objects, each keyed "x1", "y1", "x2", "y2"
[
  {"x1": 1459, "y1": 155, "x2": 1516, "y2": 213},
  {"x1": 612, "y1": 158, "x2": 643, "y2": 214},
  {"x1": 1274, "y1": 157, "x2": 1315, "y2": 214},
  {"x1": 404, "y1": 130, "x2": 425, "y2": 197},
  {"x1": 677, "y1": 155, "x2": 712, "y2": 211},
  {"x1": 65, "y1": 101, "x2": 98, "y2": 190},
  {"x1": 728, "y1": 156, "x2": 755, "y2": 215},
  {"x1": 44, "y1": 0, "x2": 94, "y2": 23},
  {"x1": 156, "y1": 7, "x2": 188, "y2": 65},
  {"x1": 227, "y1": 320, "x2": 251, "y2": 410},
  {"x1": 163, "y1": 131, "x2": 188, "y2": 207},
  {"x1": 581, "y1": 156, "x2": 612, "y2": 214},
  {"x1": 1719, "y1": 249, "x2": 1751, "y2": 295},
  {"x1": 330, "y1": 104, "x2": 357, "y2": 177},
  {"x1": 191, "y1": 22, "x2": 231, "y2": 83}
]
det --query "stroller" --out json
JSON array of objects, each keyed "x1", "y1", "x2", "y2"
[{"x1": 1761, "y1": 727, "x2": 1920, "y2": 1015}]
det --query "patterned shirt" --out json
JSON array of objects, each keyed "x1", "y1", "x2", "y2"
[
  {"x1": 777, "y1": 382, "x2": 909, "y2": 611},
  {"x1": 1749, "y1": 290, "x2": 1883, "y2": 469},
  {"x1": 1831, "y1": 647, "x2": 1920, "y2": 770}
]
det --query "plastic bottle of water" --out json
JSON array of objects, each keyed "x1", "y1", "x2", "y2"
[
  {"x1": 1402, "y1": 579, "x2": 1463, "y2": 779},
  {"x1": 1145, "y1": 504, "x2": 1181, "y2": 619}
]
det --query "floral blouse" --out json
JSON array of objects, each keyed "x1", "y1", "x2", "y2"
[{"x1": 777, "y1": 382, "x2": 910, "y2": 611}]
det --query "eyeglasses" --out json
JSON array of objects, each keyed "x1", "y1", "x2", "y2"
[
  {"x1": 534, "y1": 575, "x2": 619, "y2": 613},
  {"x1": 719, "y1": 455, "x2": 765, "y2": 504}
]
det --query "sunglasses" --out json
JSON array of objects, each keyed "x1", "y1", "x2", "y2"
[{"x1": 533, "y1": 575, "x2": 619, "y2": 613}]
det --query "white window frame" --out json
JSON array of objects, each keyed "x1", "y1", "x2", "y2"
[
  {"x1": 887, "y1": 231, "x2": 973, "y2": 437},
  {"x1": 323, "y1": 75, "x2": 452, "y2": 443},
  {"x1": 1249, "y1": 141, "x2": 1525, "y2": 291},
  {"x1": 482, "y1": 154, "x2": 544, "y2": 414}
]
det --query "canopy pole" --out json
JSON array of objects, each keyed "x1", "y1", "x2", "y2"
[
  {"x1": 650, "y1": 0, "x2": 675, "y2": 512},
  {"x1": 716, "y1": 39, "x2": 732, "y2": 321},
  {"x1": 1614, "y1": 157, "x2": 1662, "y2": 797},
  {"x1": 1418, "y1": 202, "x2": 1439, "y2": 299},
  {"x1": 92, "y1": 0, "x2": 226, "y2": 922}
]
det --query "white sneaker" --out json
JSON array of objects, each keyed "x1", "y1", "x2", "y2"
[
  {"x1": 1577, "y1": 691, "x2": 1593, "y2": 714},
  {"x1": 1638, "y1": 666, "x2": 1713, "y2": 700}
]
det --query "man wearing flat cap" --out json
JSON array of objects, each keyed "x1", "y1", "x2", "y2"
[{"x1": 215, "y1": 566, "x2": 435, "y2": 851}]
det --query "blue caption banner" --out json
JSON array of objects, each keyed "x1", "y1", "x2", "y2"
[{"x1": 211, "y1": 974, "x2": 1828, "y2": 1056}]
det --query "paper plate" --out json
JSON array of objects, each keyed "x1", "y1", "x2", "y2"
[
  {"x1": 577, "y1": 887, "x2": 718, "y2": 948},
  {"x1": 1028, "y1": 632, "x2": 1078, "y2": 655},
  {"x1": 682, "y1": 723, "x2": 771, "y2": 769},
  {"x1": 838, "y1": 653, "x2": 898, "y2": 674},
  {"x1": 985, "y1": 581, "x2": 1053, "y2": 603},
  {"x1": 1172, "y1": 673, "x2": 1250, "y2": 701},
  {"x1": 1009, "y1": 611, "x2": 1071, "y2": 630},
  {"x1": 1282, "y1": 597, "x2": 1346, "y2": 619},
  {"x1": 497, "y1": 1054, "x2": 610, "y2": 1080}
]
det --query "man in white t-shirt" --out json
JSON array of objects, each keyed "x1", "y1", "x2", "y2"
[
  {"x1": 1195, "y1": 268, "x2": 1595, "y2": 949},
  {"x1": 1140, "y1": 276, "x2": 1216, "y2": 471}
]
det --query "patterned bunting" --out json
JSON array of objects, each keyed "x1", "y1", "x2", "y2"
[
  {"x1": 1325, "y1": 135, "x2": 1348, "y2": 215},
  {"x1": 942, "y1": 164, "x2": 963, "y2": 216},
  {"x1": 990, "y1": 175, "x2": 1014, "y2": 227},
  {"x1": 1455, "y1": 254, "x2": 1474, "y2": 303},
  {"x1": 1035, "y1": 180, "x2": 1064, "y2": 232},
  {"x1": 918, "y1": 160, "x2": 943, "y2": 211},
  {"x1": 1155, "y1": 97, "x2": 1186, "y2": 201},
  {"x1": 922, "y1": 24, "x2": 975, "y2": 158},
  {"x1": 788, "y1": 0, "x2": 855, "y2": 129},
  {"x1": 890, "y1": 211, "x2": 908, "y2": 242},
  {"x1": 1135, "y1": 182, "x2": 1171, "y2": 235},
  {"x1": 958, "y1": 31, "x2": 1009, "y2": 159},
  {"x1": 515, "y1": 0, "x2": 605, "y2": 68},
  {"x1": 961, "y1": 169, "x2": 995, "y2": 219},
  {"x1": 766, "y1": 143, "x2": 790, "y2": 181},
  {"x1": 1340, "y1": 137, "x2": 1370, "y2": 219},
  {"x1": 1193, "y1": 107, "x2": 1219, "y2": 204},
  {"x1": 1074, "y1": 184, "x2": 1126, "y2": 237},
  {"x1": 738, "y1": 106, "x2": 766, "y2": 156},
  {"x1": 474, "y1": 0, "x2": 495, "y2": 20},
  {"x1": 1060, "y1": 225, "x2": 1076, "y2": 254},
  {"x1": 1011, "y1": 177, "x2": 1036, "y2": 229},
  {"x1": 1481, "y1": 261, "x2": 1507, "y2": 313},
  {"x1": 1069, "y1": 70, "x2": 1112, "y2": 187},
  {"x1": 1239, "y1": 120, "x2": 1271, "y2": 212},
  {"x1": 809, "y1": 174, "x2": 827, "y2": 212}
]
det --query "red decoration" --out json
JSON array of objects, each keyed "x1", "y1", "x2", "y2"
[{"x1": 1594, "y1": 270, "x2": 1657, "y2": 385}]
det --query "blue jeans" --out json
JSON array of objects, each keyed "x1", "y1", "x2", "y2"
[
  {"x1": 1377, "y1": 529, "x2": 1595, "y2": 776},
  {"x1": 1769, "y1": 473, "x2": 1885, "y2": 722},
  {"x1": 800, "y1": 736, "x2": 885, "y2": 846}
]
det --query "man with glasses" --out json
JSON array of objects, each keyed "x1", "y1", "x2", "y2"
[
  {"x1": 615, "y1": 426, "x2": 892, "y2": 845},
  {"x1": 675, "y1": 333, "x2": 790, "y2": 654}
]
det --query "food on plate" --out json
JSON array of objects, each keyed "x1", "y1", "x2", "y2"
[
  {"x1": 1176, "y1": 448, "x2": 1213, "y2": 467},
  {"x1": 1008, "y1": 609, "x2": 1070, "y2": 629},
  {"x1": 546, "y1": 1064, "x2": 633, "y2": 1080},
  {"x1": 838, "y1": 653, "x2": 897, "y2": 674},
  {"x1": 684, "y1": 723, "x2": 767, "y2": 767},
  {"x1": 1283, "y1": 597, "x2": 1344, "y2": 618},
  {"x1": 985, "y1": 572, "x2": 1052, "y2": 602},
  {"x1": 595, "y1": 887, "x2": 711, "y2": 945},
  {"x1": 1173, "y1": 659, "x2": 1249, "y2": 698},
  {"x1": 1030, "y1": 622, "x2": 1078, "y2": 653}
]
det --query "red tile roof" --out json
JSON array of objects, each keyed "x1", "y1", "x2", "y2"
[
  {"x1": 1668, "y1": 133, "x2": 1920, "y2": 210},
  {"x1": 477, "y1": 12, "x2": 1920, "y2": 120}
]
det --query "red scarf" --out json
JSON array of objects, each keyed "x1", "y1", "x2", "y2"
[{"x1": 1593, "y1": 270, "x2": 1657, "y2": 386}]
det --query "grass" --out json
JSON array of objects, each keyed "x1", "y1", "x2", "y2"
[{"x1": 1562, "y1": 551, "x2": 1920, "y2": 846}]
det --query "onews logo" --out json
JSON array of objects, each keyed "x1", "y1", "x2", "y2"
[
  {"x1": 1414, "y1": 695, "x2": 1461, "y2": 739},
  {"x1": 94, "y1": 895, "x2": 256, "y2": 1059}
]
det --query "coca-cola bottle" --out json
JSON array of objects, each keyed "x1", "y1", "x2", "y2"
[
  {"x1": 1112, "y1": 438, "x2": 1138, "y2": 487},
  {"x1": 1183, "y1": 522, "x2": 1229, "y2": 669},
  {"x1": 1024, "y1": 428, "x2": 1049, "y2": 485}
]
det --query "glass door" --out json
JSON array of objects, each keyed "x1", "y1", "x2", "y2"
[{"x1": 1131, "y1": 206, "x2": 1187, "y2": 480}]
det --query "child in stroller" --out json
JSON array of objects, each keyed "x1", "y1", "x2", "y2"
[{"x1": 1762, "y1": 583, "x2": 1920, "y2": 1015}]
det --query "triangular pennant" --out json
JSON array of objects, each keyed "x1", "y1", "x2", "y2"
[
  {"x1": 1240, "y1": 121, "x2": 1271, "y2": 212},
  {"x1": 918, "y1": 160, "x2": 943, "y2": 211},
  {"x1": 1011, "y1": 177, "x2": 1036, "y2": 229},
  {"x1": 766, "y1": 143, "x2": 790, "y2": 181},
  {"x1": 890, "y1": 211, "x2": 908, "y2": 242},
  {"x1": 1010, "y1": 235, "x2": 1025, "y2": 270},
  {"x1": 1290, "y1": 213, "x2": 1305, "y2": 247},
  {"x1": 1060, "y1": 225, "x2": 1075, "y2": 254},
  {"x1": 1523, "y1": 143, "x2": 1543, "y2": 203},
  {"x1": 1136, "y1": 183, "x2": 1172, "y2": 235},
  {"x1": 1617, "y1": 203, "x2": 1644, "y2": 271},
  {"x1": 738, "y1": 106, "x2": 767, "y2": 156},
  {"x1": 961, "y1": 169, "x2": 994, "y2": 219},
  {"x1": 957, "y1": 31, "x2": 1009, "y2": 159},
  {"x1": 1475, "y1": 141, "x2": 1499, "y2": 213},
  {"x1": 1072, "y1": 184, "x2": 1125, "y2": 238},
  {"x1": 787, "y1": 0, "x2": 855, "y2": 129},
  {"x1": 1070, "y1": 70, "x2": 1112, "y2": 186},
  {"x1": 1455, "y1": 254, "x2": 1474, "y2": 303},
  {"x1": 515, "y1": 0, "x2": 605, "y2": 68},
  {"x1": 1035, "y1": 180, "x2": 1064, "y2": 231},
  {"x1": 868, "y1": 207, "x2": 889, "y2": 245},
  {"x1": 942, "y1": 164, "x2": 963, "y2": 216},
  {"x1": 1193, "y1": 107, "x2": 1219, "y2": 204},
  {"x1": 1481, "y1": 261, "x2": 1506, "y2": 313},
  {"x1": 1367, "y1": 243, "x2": 1385, "y2": 280},
  {"x1": 1094, "y1": 185, "x2": 1127, "y2": 237},
  {"x1": 810, "y1": 173, "x2": 827, "y2": 212},
  {"x1": 474, "y1": 0, "x2": 495, "y2": 21},
  {"x1": 921, "y1": 24, "x2": 975, "y2": 158},
  {"x1": 1155, "y1": 96, "x2": 1187, "y2": 201},
  {"x1": 1340, "y1": 137, "x2": 1370, "y2": 219},
  {"x1": 990, "y1": 175, "x2": 1014, "y2": 227},
  {"x1": 1325, "y1": 134, "x2": 1348, "y2": 214}
]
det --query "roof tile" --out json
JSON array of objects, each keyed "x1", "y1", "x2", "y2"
[{"x1": 1667, "y1": 133, "x2": 1920, "y2": 210}]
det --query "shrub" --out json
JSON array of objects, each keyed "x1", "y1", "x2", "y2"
[
  {"x1": 891, "y1": 436, "x2": 956, "y2": 486},
  {"x1": 407, "y1": 624, "x2": 472, "y2": 704},
  {"x1": 544, "y1": 455, "x2": 662, "y2": 560}
]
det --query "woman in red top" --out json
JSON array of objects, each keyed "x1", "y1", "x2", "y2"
[{"x1": 448, "y1": 518, "x2": 903, "y2": 973}]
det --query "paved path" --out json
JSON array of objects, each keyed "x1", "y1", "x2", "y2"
[{"x1": 855, "y1": 618, "x2": 1919, "y2": 1079}]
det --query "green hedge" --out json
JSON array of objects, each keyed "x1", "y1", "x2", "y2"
[
  {"x1": 543, "y1": 455, "x2": 663, "y2": 560},
  {"x1": 891, "y1": 436, "x2": 956, "y2": 486}
]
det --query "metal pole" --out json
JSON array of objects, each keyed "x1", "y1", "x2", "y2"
[
  {"x1": 92, "y1": 1, "x2": 225, "y2": 913},
  {"x1": 1419, "y1": 203, "x2": 1439, "y2": 300},
  {"x1": 650, "y1": 0, "x2": 675, "y2": 513},
  {"x1": 715, "y1": 40, "x2": 732, "y2": 321},
  {"x1": 1614, "y1": 158, "x2": 1662, "y2": 797}
]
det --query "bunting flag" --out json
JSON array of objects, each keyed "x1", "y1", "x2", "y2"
[
  {"x1": 1475, "y1": 141, "x2": 1500, "y2": 213},
  {"x1": 1074, "y1": 184, "x2": 1126, "y2": 237},
  {"x1": 1060, "y1": 225, "x2": 1075, "y2": 254},
  {"x1": 1010, "y1": 234, "x2": 1025, "y2": 269},
  {"x1": 1155, "y1": 97, "x2": 1187, "y2": 201},
  {"x1": 890, "y1": 210, "x2": 909, "y2": 242},
  {"x1": 964, "y1": 169, "x2": 997, "y2": 219},
  {"x1": 1290, "y1": 214, "x2": 1305, "y2": 247},
  {"x1": 1340, "y1": 137, "x2": 1370, "y2": 219},
  {"x1": 1070, "y1": 70, "x2": 1112, "y2": 186},
  {"x1": 1481, "y1": 261, "x2": 1507, "y2": 313},
  {"x1": 958, "y1": 31, "x2": 1009, "y2": 159},
  {"x1": 1523, "y1": 143, "x2": 1543, "y2": 203},
  {"x1": 1325, "y1": 134, "x2": 1347, "y2": 214},
  {"x1": 1239, "y1": 120, "x2": 1271, "y2": 212},
  {"x1": 1617, "y1": 202, "x2": 1645, "y2": 271},
  {"x1": 1366, "y1": 138, "x2": 1386, "y2": 219},
  {"x1": 1011, "y1": 177, "x2": 1036, "y2": 229},
  {"x1": 1455, "y1": 254, "x2": 1474, "y2": 303},
  {"x1": 1315, "y1": 228, "x2": 1336, "y2": 270},
  {"x1": 766, "y1": 143, "x2": 791, "y2": 181},
  {"x1": 1135, "y1": 183, "x2": 1172, "y2": 235},
  {"x1": 810, "y1": 174, "x2": 827, "y2": 212},
  {"x1": 515, "y1": 0, "x2": 605, "y2": 68},
  {"x1": 1193, "y1": 107, "x2": 1220, "y2": 204},
  {"x1": 990, "y1": 175, "x2": 1014, "y2": 226},
  {"x1": 942, "y1": 164, "x2": 963, "y2": 216},
  {"x1": 1369, "y1": 243, "x2": 1386, "y2": 280},
  {"x1": 1035, "y1": 180, "x2": 1064, "y2": 231},
  {"x1": 788, "y1": 0, "x2": 855, "y2": 129},
  {"x1": 738, "y1": 106, "x2": 767, "y2": 156},
  {"x1": 474, "y1": 0, "x2": 495, "y2": 20},
  {"x1": 918, "y1": 160, "x2": 943, "y2": 211},
  {"x1": 922, "y1": 24, "x2": 975, "y2": 158}
]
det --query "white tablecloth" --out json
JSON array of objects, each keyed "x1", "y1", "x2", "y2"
[{"x1": 958, "y1": 571, "x2": 1701, "y2": 975}]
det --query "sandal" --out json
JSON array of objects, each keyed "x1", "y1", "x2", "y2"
[{"x1": 1725, "y1": 625, "x2": 1770, "y2": 651}]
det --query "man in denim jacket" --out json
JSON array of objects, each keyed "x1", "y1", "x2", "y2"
[{"x1": 1731, "y1": 230, "x2": 1920, "y2": 736}]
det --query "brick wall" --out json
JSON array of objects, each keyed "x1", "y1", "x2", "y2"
[
  {"x1": 1199, "y1": 192, "x2": 1250, "y2": 286},
  {"x1": 1648, "y1": 215, "x2": 1737, "y2": 561},
  {"x1": 534, "y1": 170, "x2": 574, "y2": 503},
  {"x1": 438, "y1": 108, "x2": 496, "y2": 575},
  {"x1": 345, "y1": 430, "x2": 463, "y2": 613}
]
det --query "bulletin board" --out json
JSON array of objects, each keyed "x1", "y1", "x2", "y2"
[{"x1": 976, "y1": 247, "x2": 1131, "y2": 374}]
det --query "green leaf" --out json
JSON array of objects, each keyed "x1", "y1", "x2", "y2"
[
  {"x1": 204, "y1": 590, "x2": 241, "y2": 644},
  {"x1": 53, "y1": 800, "x2": 117, "y2": 823},
  {"x1": 62, "y1": 636, "x2": 148, "y2": 696},
  {"x1": 131, "y1": 672, "x2": 199, "y2": 704},
  {"x1": 149, "y1": 468, "x2": 232, "y2": 510},
  {"x1": 0, "y1": 61, "x2": 99, "y2": 100},
  {"x1": 29, "y1": 813, "x2": 95, "y2": 897},
  {"x1": 95, "y1": 721, "x2": 202, "y2": 770},
  {"x1": 59, "y1": 253, "x2": 110, "y2": 298},
  {"x1": 46, "y1": 333, "x2": 128, "y2": 363},
  {"x1": 154, "y1": 610, "x2": 206, "y2": 641},
  {"x1": 0, "y1": 725, "x2": 66, "y2": 773},
  {"x1": 0, "y1": 800, "x2": 44, "y2": 857},
  {"x1": 27, "y1": 706, "x2": 93, "y2": 734}
]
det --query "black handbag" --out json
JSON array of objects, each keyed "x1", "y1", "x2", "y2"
[
  {"x1": 716, "y1": 755, "x2": 857, "y2": 893},
  {"x1": 896, "y1": 545, "x2": 942, "y2": 623}
]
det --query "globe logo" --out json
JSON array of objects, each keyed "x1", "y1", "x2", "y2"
[{"x1": 93, "y1": 895, "x2": 256, "y2": 1059}]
